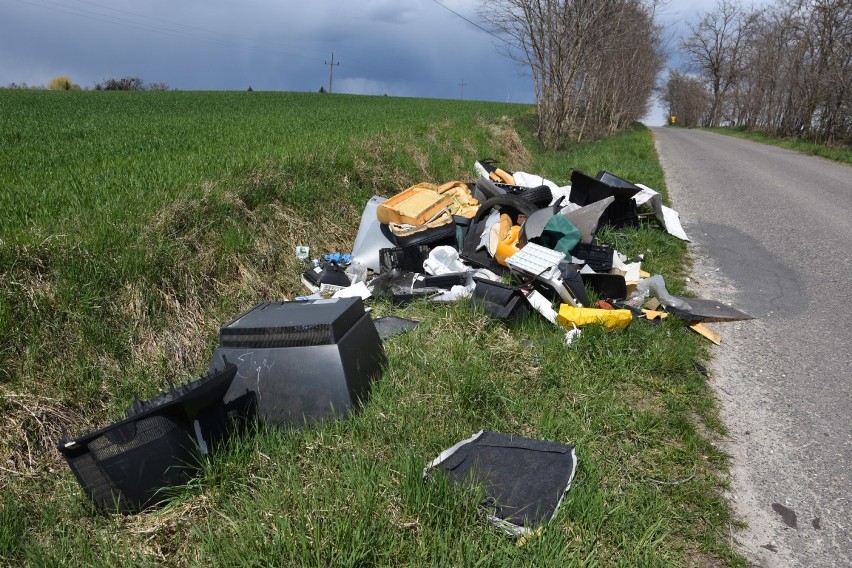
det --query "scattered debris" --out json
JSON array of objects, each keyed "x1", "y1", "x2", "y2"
[
  {"x1": 563, "y1": 322, "x2": 583, "y2": 346},
  {"x1": 516, "y1": 526, "x2": 544, "y2": 547},
  {"x1": 689, "y1": 322, "x2": 723, "y2": 345},
  {"x1": 471, "y1": 278, "x2": 530, "y2": 321},
  {"x1": 693, "y1": 361, "x2": 709, "y2": 378},
  {"x1": 55, "y1": 156, "x2": 754, "y2": 530}
]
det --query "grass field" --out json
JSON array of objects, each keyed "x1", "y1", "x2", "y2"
[{"x1": 1, "y1": 90, "x2": 742, "y2": 566}]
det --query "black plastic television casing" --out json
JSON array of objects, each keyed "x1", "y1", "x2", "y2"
[{"x1": 210, "y1": 298, "x2": 385, "y2": 427}]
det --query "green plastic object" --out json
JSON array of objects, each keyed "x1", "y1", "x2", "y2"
[{"x1": 537, "y1": 214, "x2": 581, "y2": 255}]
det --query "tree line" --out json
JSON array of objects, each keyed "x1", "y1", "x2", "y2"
[
  {"x1": 662, "y1": 0, "x2": 851, "y2": 145},
  {"x1": 481, "y1": 0, "x2": 665, "y2": 149},
  {"x1": 4, "y1": 76, "x2": 169, "y2": 91},
  {"x1": 480, "y1": 0, "x2": 847, "y2": 148}
]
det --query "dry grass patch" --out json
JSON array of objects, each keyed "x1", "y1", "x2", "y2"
[
  {"x1": 484, "y1": 116, "x2": 533, "y2": 170},
  {"x1": 0, "y1": 391, "x2": 86, "y2": 486}
]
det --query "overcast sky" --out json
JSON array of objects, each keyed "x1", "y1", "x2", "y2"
[{"x1": 2, "y1": 1, "x2": 724, "y2": 125}]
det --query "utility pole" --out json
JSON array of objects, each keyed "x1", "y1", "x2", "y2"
[
  {"x1": 458, "y1": 79, "x2": 467, "y2": 100},
  {"x1": 325, "y1": 52, "x2": 339, "y2": 94}
]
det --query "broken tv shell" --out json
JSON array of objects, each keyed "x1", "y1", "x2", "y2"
[
  {"x1": 211, "y1": 297, "x2": 385, "y2": 427},
  {"x1": 58, "y1": 364, "x2": 238, "y2": 514}
]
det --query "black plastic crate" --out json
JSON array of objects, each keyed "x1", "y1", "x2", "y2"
[
  {"x1": 601, "y1": 198, "x2": 639, "y2": 228},
  {"x1": 569, "y1": 169, "x2": 639, "y2": 205},
  {"x1": 571, "y1": 243, "x2": 615, "y2": 272}
]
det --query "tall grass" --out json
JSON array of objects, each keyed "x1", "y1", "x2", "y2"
[{"x1": 0, "y1": 91, "x2": 741, "y2": 566}]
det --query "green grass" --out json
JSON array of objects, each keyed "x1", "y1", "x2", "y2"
[
  {"x1": 0, "y1": 91, "x2": 741, "y2": 566},
  {"x1": 698, "y1": 126, "x2": 852, "y2": 164},
  {"x1": 0, "y1": 90, "x2": 531, "y2": 238}
]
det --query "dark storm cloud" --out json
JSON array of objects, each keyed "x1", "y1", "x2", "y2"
[{"x1": 0, "y1": 0, "x2": 530, "y2": 102}]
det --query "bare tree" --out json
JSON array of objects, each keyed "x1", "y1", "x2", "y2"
[
  {"x1": 807, "y1": 0, "x2": 852, "y2": 143},
  {"x1": 713, "y1": 0, "x2": 851, "y2": 143},
  {"x1": 480, "y1": 0, "x2": 664, "y2": 148},
  {"x1": 681, "y1": 0, "x2": 758, "y2": 127},
  {"x1": 659, "y1": 70, "x2": 710, "y2": 126},
  {"x1": 96, "y1": 77, "x2": 145, "y2": 91}
]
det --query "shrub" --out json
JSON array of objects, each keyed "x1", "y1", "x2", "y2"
[
  {"x1": 47, "y1": 76, "x2": 80, "y2": 91},
  {"x1": 96, "y1": 77, "x2": 145, "y2": 91}
]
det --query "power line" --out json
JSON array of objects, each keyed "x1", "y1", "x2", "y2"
[
  {"x1": 428, "y1": 0, "x2": 507, "y2": 43},
  {"x1": 324, "y1": 53, "x2": 340, "y2": 93}
]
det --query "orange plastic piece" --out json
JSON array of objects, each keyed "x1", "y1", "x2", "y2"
[{"x1": 494, "y1": 215, "x2": 521, "y2": 266}]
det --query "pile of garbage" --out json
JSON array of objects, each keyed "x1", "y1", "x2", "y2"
[
  {"x1": 301, "y1": 159, "x2": 749, "y2": 345},
  {"x1": 57, "y1": 159, "x2": 752, "y2": 537}
]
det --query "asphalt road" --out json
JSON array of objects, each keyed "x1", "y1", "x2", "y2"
[{"x1": 652, "y1": 128, "x2": 852, "y2": 568}]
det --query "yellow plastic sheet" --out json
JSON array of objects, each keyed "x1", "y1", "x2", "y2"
[{"x1": 557, "y1": 305, "x2": 632, "y2": 330}]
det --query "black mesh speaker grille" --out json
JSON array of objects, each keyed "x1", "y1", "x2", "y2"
[
  {"x1": 67, "y1": 451, "x2": 122, "y2": 509},
  {"x1": 219, "y1": 324, "x2": 336, "y2": 348},
  {"x1": 88, "y1": 415, "x2": 179, "y2": 460},
  {"x1": 218, "y1": 299, "x2": 366, "y2": 348}
]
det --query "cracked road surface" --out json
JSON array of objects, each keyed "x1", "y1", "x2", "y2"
[{"x1": 652, "y1": 128, "x2": 852, "y2": 567}]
